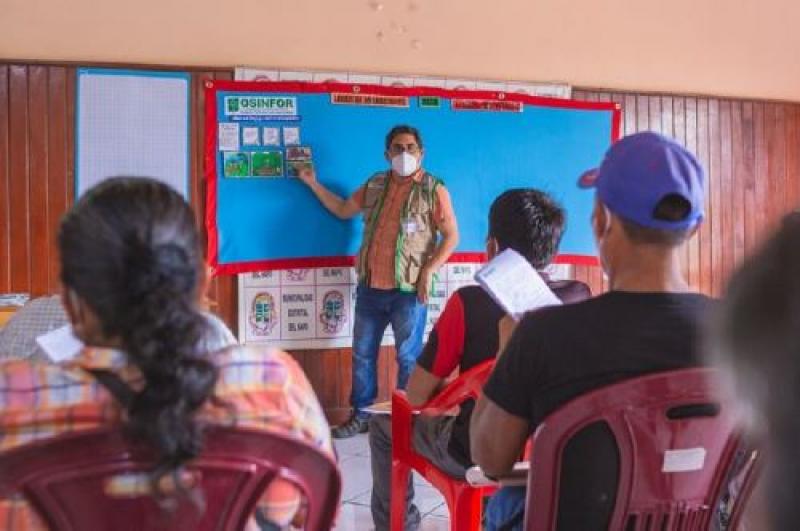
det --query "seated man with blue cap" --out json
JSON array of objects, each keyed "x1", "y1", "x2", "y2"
[{"x1": 470, "y1": 131, "x2": 713, "y2": 531}]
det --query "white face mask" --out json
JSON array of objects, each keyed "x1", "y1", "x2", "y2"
[{"x1": 391, "y1": 152, "x2": 419, "y2": 177}]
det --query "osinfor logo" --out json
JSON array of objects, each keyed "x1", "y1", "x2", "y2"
[{"x1": 224, "y1": 96, "x2": 297, "y2": 116}]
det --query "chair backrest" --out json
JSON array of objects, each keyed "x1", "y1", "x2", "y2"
[
  {"x1": 420, "y1": 358, "x2": 496, "y2": 414},
  {"x1": 0, "y1": 426, "x2": 341, "y2": 531},
  {"x1": 525, "y1": 368, "x2": 741, "y2": 531}
]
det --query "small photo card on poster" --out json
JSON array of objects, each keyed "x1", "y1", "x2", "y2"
[
  {"x1": 263, "y1": 127, "x2": 280, "y2": 146},
  {"x1": 244, "y1": 287, "x2": 281, "y2": 342},
  {"x1": 283, "y1": 126, "x2": 301, "y2": 146},
  {"x1": 242, "y1": 126, "x2": 261, "y2": 146},
  {"x1": 281, "y1": 268, "x2": 314, "y2": 285},
  {"x1": 223, "y1": 152, "x2": 250, "y2": 178},
  {"x1": 280, "y1": 287, "x2": 316, "y2": 340},
  {"x1": 218, "y1": 123, "x2": 240, "y2": 151},
  {"x1": 315, "y1": 267, "x2": 351, "y2": 285},
  {"x1": 244, "y1": 270, "x2": 281, "y2": 287},
  {"x1": 316, "y1": 286, "x2": 351, "y2": 338},
  {"x1": 251, "y1": 151, "x2": 284, "y2": 177},
  {"x1": 286, "y1": 145, "x2": 312, "y2": 161},
  {"x1": 287, "y1": 160, "x2": 313, "y2": 178}
]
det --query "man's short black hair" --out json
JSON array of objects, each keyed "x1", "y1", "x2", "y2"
[
  {"x1": 385, "y1": 125, "x2": 423, "y2": 151},
  {"x1": 488, "y1": 189, "x2": 566, "y2": 270},
  {"x1": 618, "y1": 194, "x2": 694, "y2": 246}
]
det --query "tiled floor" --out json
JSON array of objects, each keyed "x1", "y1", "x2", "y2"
[{"x1": 333, "y1": 434, "x2": 450, "y2": 530}]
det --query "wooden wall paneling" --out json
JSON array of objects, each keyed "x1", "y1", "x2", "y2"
[
  {"x1": 753, "y1": 103, "x2": 769, "y2": 251},
  {"x1": 337, "y1": 347, "x2": 353, "y2": 422},
  {"x1": 8, "y1": 65, "x2": 31, "y2": 293},
  {"x1": 320, "y1": 350, "x2": 341, "y2": 410},
  {"x1": 718, "y1": 100, "x2": 735, "y2": 293},
  {"x1": 623, "y1": 94, "x2": 637, "y2": 136},
  {"x1": 46, "y1": 66, "x2": 70, "y2": 291},
  {"x1": 708, "y1": 99, "x2": 723, "y2": 295},
  {"x1": 696, "y1": 98, "x2": 713, "y2": 294},
  {"x1": 648, "y1": 95, "x2": 662, "y2": 133},
  {"x1": 787, "y1": 106, "x2": 800, "y2": 211},
  {"x1": 685, "y1": 98, "x2": 701, "y2": 290},
  {"x1": 739, "y1": 102, "x2": 757, "y2": 257},
  {"x1": 770, "y1": 105, "x2": 788, "y2": 228},
  {"x1": 0, "y1": 65, "x2": 10, "y2": 291},
  {"x1": 730, "y1": 101, "x2": 746, "y2": 268},
  {"x1": 28, "y1": 65, "x2": 50, "y2": 296},
  {"x1": 636, "y1": 94, "x2": 649, "y2": 131}
]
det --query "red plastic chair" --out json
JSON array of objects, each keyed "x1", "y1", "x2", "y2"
[
  {"x1": 523, "y1": 368, "x2": 754, "y2": 530},
  {"x1": 391, "y1": 358, "x2": 496, "y2": 531},
  {"x1": 0, "y1": 426, "x2": 341, "y2": 531}
]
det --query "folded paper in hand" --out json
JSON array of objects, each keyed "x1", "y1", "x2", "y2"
[{"x1": 474, "y1": 249, "x2": 562, "y2": 320}]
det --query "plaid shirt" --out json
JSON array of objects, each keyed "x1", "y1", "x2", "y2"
[
  {"x1": 0, "y1": 345, "x2": 333, "y2": 529},
  {"x1": 352, "y1": 170, "x2": 453, "y2": 290}
]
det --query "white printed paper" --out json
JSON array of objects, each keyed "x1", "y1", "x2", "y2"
[
  {"x1": 218, "y1": 123, "x2": 240, "y2": 151},
  {"x1": 283, "y1": 127, "x2": 300, "y2": 146},
  {"x1": 36, "y1": 325, "x2": 84, "y2": 362},
  {"x1": 263, "y1": 127, "x2": 280, "y2": 146},
  {"x1": 475, "y1": 249, "x2": 562, "y2": 320},
  {"x1": 242, "y1": 127, "x2": 260, "y2": 146},
  {"x1": 662, "y1": 447, "x2": 707, "y2": 473},
  {"x1": 466, "y1": 461, "x2": 529, "y2": 487}
]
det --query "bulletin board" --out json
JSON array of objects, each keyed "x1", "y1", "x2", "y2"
[
  {"x1": 76, "y1": 68, "x2": 190, "y2": 197},
  {"x1": 205, "y1": 80, "x2": 620, "y2": 275}
]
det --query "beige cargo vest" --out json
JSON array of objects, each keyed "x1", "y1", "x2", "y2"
[{"x1": 357, "y1": 171, "x2": 442, "y2": 292}]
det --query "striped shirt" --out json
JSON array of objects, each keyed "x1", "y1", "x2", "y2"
[{"x1": 0, "y1": 345, "x2": 333, "y2": 529}]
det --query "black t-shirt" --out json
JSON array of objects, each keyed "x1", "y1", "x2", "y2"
[
  {"x1": 417, "y1": 279, "x2": 591, "y2": 467},
  {"x1": 483, "y1": 291, "x2": 713, "y2": 530}
]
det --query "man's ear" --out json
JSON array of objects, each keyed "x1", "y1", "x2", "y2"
[
  {"x1": 591, "y1": 200, "x2": 607, "y2": 241},
  {"x1": 486, "y1": 237, "x2": 500, "y2": 259}
]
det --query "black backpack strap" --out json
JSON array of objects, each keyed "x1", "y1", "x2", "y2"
[{"x1": 84, "y1": 367, "x2": 136, "y2": 409}]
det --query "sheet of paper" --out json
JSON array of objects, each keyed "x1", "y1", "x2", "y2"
[
  {"x1": 218, "y1": 123, "x2": 240, "y2": 151},
  {"x1": 465, "y1": 461, "x2": 529, "y2": 487},
  {"x1": 475, "y1": 248, "x2": 562, "y2": 320},
  {"x1": 242, "y1": 126, "x2": 260, "y2": 146},
  {"x1": 36, "y1": 325, "x2": 85, "y2": 362},
  {"x1": 283, "y1": 126, "x2": 300, "y2": 146},
  {"x1": 263, "y1": 127, "x2": 280, "y2": 146},
  {"x1": 362, "y1": 400, "x2": 392, "y2": 415}
]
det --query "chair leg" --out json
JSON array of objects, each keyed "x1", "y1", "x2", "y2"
[
  {"x1": 390, "y1": 462, "x2": 411, "y2": 531},
  {"x1": 449, "y1": 488, "x2": 483, "y2": 531}
]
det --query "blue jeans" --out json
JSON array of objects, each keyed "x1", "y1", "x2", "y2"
[
  {"x1": 351, "y1": 285, "x2": 428, "y2": 415},
  {"x1": 484, "y1": 487, "x2": 526, "y2": 531}
]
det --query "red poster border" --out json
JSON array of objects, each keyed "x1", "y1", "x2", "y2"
[{"x1": 205, "y1": 80, "x2": 622, "y2": 275}]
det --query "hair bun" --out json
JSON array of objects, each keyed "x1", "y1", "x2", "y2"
[{"x1": 126, "y1": 239, "x2": 196, "y2": 303}]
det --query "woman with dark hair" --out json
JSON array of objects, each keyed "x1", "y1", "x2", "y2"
[
  {"x1": 712, "y1": 212, "x2": 800, "y2": 531},
  {"x1": 0, "y1": 177, "x2": 333, "y2": 530}
]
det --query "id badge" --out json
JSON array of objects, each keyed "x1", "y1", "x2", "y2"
[{"x1": 402, "y1": 218, "x2": 419, "y2": 234}]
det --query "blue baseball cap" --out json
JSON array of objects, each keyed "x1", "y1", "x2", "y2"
[{"x1": 578, "y1": 131, "x2": 705, "y2": 231}]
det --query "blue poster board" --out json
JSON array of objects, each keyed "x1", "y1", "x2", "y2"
[{"x1": 205, "y1": 81, "x2": 619, "y2": 274}]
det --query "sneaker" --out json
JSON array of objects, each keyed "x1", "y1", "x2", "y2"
[{"x1": 332, "y1": 412, "x2": 370, "y2": 439}]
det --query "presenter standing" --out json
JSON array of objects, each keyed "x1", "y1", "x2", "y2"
[{"x1": 298, "y1": 125, "x2": 459, "y2": 438}]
